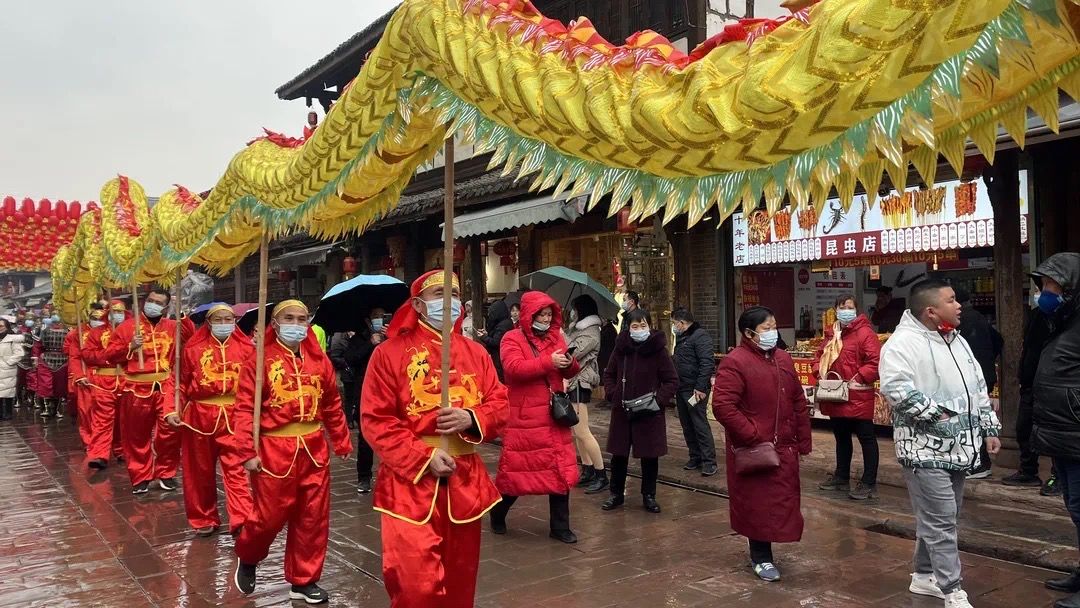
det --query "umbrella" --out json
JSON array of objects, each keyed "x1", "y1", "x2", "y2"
[
  {"x1": 238, "y1": 302, "x2": 274, "y2": 336},
  {"x1": 519, "y1": 266, "x2": 620, "y2": 319},
  {"x1": 311, "y1": 274, "x2": 409, "y2": 334},
  {"x1": 187, "y1": 302, "x2": 218, "y2": 326}
]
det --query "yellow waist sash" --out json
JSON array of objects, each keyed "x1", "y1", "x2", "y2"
[
  {"x1": 93, "y1": 367, "x2": 120, "y2": 377},
  {"x1": 421, "y1": 435, "x2": 476, "y2": 457},
  {"x1": 126, "y1": 371, "x2": 169, "y2": 383},
  {"x1": 195, "y1": 394, "x2": 236, "y2": 406},
  {"x1": 264, "y1": 421, "x2": 323, "y2": 437}
]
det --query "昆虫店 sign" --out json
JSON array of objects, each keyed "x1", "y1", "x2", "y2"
[{"x1": 731, "y1": 173, "x2": 1028, "y2": 267}]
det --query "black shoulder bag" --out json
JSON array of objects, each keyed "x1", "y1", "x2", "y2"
[
  {"x1": 621, "y1": 356, "x2": 661, "y2": 421},
  {"x1": 527, "y1": 339, "x2": 579, "y2": 427}
]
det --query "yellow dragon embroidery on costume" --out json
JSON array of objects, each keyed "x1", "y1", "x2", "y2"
[
  {"x1": 142, "y1": 327, "x2": 173, "y2": 370},
  {"x1": 198, "y1": 346, "x2": 241, "y2": 390},
  {"x1": 406, "y1": 347, "x2": 480, "y2": 418},
  {"x1": 267, "y1": 358, "x2": 323, "y2": 417},
  {"x1": 100, "y1": 329, "x2": 111, "y2": 348}
]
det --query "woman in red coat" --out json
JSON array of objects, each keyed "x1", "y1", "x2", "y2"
[
  {"x1": 491, "y1": 291, "x2": 581, "y2": 544},
  {"x1": 712, "y1": 306, "x2": 812, "y2": 583},
  {"x1": 601, "y1": 309, "x2": 680, "y2": 514},
  {"x1": 813, "y1": 295, "x2": 882, "y2": 500}
]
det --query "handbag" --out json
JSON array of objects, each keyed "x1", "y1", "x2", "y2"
[
  {"x1": 527, "y1": 340, "x2": 579, "y2": 427},
  {"x1": 620, "y1": 357, "x2": 661, "y2": 421},
  {"x1": 815, "y1": 370, "x2": 850, "y2": 403},
  {"x1": 731, "y1": 376, "x2": 783, "y2": 475}
]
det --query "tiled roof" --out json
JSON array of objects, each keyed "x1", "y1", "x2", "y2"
[{"x1": 373, "y1": 171, "x2": 526, "y2": 227}]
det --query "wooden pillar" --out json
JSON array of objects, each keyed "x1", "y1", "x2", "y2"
[
  {"x1": 667, "y1": 219, "x2": 692, "y2": 312},
  {"x1": 233, "y1": 266, "x2": 244, "y2": 304},
  {"x1": 517, "y1": 226, "x2": 536, "y2": 276},
  {"x1": 987, "y1": 151, "x2": 1023, "y2": 459},
  {"x1": 717, "y1": 217, "x2": 736, "y2": 350},
  {"x1": 468, "y1": 239, "x2": 486, "y2": 328}
]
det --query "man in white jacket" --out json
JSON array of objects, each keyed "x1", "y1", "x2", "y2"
[{"x1": 880, "y1": 279, "x2": 1002, "y2": 608}]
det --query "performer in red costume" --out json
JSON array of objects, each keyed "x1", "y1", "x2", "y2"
[
  {"x1": 66, "y1": 302, "x2": 104, "y2": 448},
  {"x1": 361, "y1": 270, "x2": 508, "y2": 608},
  {"x1": 167, "y1": 303, "x2": 255, "y2": 537},
  {"x1": 232, "y1": 300, "x2": 351, "y2": 605},
  {"x1": 100, "y1": 287, "x2": 194, "y2": 494},
  {"x1": 82, "y1": 300, "x2": 129, "y2": 469}
]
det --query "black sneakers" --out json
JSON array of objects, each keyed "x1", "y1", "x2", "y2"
[
  {"x1": 584, "y1": 469, "x2": 609, "y2": 495},
  {"x1": 88, "y1": 458, "x2": 108, "y2": 470},
  {"x1": 549, "y1": 529, "x2": 578, "y2": 544},
  {"x1": 132, "y1": 481, "x2": 151, "y2": 495},
  {"x1": 356, "y1": 478, "x2": 372, "y2": 494},
  {"x1": 1001, "y1": 471, "x2": 1043, "y2": 487},
  {"x1": 234, "y1": 559, "x2": 256, "y2": 595},
  {"x1": 158, "y1": 478, "x2": 178, "y2": 491},
  {"x1": 290, "y1": 583, "x2": 329, "y2": 604}
]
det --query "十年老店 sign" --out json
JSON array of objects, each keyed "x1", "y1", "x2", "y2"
[{"x1": 731, "y1": 173, "x2": 1029, "y2": 267}]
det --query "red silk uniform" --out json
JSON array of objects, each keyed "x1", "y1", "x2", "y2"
[
  {"x1": 100, "y1": 316, "x2": 194, "y2": 485},
  {"x1": 64, "y1": 326, "x2": 94, "y2": 447},
  {"x1": 81, "y1": 323, "x2": 125, "y2": 462},
  {"x1": 179, "y1": 326, "x2": 255, "y2": 533},
  {"x1": 361, "y1": 322, "x2": 508, "y2": 608},
  {"x1": 232, "y1": 327, "x2": 351, "y2": 586}
]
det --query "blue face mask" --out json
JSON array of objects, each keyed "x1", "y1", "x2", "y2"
[
  {"x1": 211, "y1": 323, "x2": 235, "y2": 340},
  {"x1": 630, "y1": 328, "x2": 650, "y2": 343},
  {"x1": 109, "y1": 312, "x2": 125, "y2": 326},
  {"x1": 420, "y1": 297, "x2": 462, "y2": 329},
  {"x1": 143, "y1": 302, "x2": 164, "y2": 319},
  {"x1": 1038, "y1": 291, "x2": 1065, "y2": 315},
  {"x1": 277, "y1": 324, "x2": 308, "y2": 344},
  {"x1": 371, "y1": 318, "x2": 385, "y2": 333},
  {"x1": 42, "y1": 318, "x2": 53, "y2": 327},
  {"x1": 754, "y1": 329, "x2": 779, "y2": 351},
  {"x1": 672, "y1": 326, "x2": 685, "y2": 336},
  {"x1": 50, "y1": 315, "x2": 61, "y2": 324},
  {"x1": 24, "y1": 320, "x2": 33, "y2": 328},
  {"x1": 836, "y1": 309, "x2": 857, "y2": 325},
  {"x1": 532, "y1": 321, "x2": 551, "y2": 333}
]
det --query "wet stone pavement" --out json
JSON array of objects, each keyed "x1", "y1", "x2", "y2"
[{"x1": 0, "y1": 405, "x2": 1072, "y2": 607}]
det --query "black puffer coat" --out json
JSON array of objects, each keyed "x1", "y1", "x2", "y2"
[
  {"x1": 1031, "y1": 253, "x2": 1080, "y2": 459},
  {"x1": 673, "y1": 323, "x2": 715, "y2": 395}
]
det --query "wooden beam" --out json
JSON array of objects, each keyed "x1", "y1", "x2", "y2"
[
  {"x1": 987, "y1": 151, "x2": 1023, "y2": 458},
  {"x1": 468, "y1": 239, "x2": 486, "y2": 334}
]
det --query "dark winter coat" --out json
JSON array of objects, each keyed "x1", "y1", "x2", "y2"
[
  {"x1": 673, "y1": 323, "x2": 715, "y2": 395},
  {"x1": 811, "y1": 315, "x2": 881, "y2": 420},
  {"x1": 871, "y1": 298, "x2": 906, "y2": 334},
  {"x1": 1019, "y1": 306, "x2": 1051, "y2": 389},
  {"x1": 602, "y1": 330, "x2": 679, "y2": 459},
  {"x1": 496, "y1": 292, "x2": 581, "y2": 496},
  {"x1": 1031, "y1": 253, "x2": 1080, "y2": 460},
  {"x1": 329, "y1": 331, "x2": 377, "y2": 385},
  {"x1": 480, "y1": 300, "x2": 514, "y2": 381},
  {"x1": 712, "y1": 340, "x2": 812, "y2": 543},
  {"x1": 958, "y1": 308, "x2": 1003, "y2": 391}
]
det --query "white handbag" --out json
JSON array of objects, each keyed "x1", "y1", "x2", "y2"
[{"x1": 815, "y1": 371, "x2": 850, "y2": 403}]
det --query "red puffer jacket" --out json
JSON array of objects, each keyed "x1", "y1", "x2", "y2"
[
  {"x1": 495, "y1": 291, "x2": 581, "y2": 496},
  {"x1": 812, "y1": 314, "x2": 881, "y2": 420}
]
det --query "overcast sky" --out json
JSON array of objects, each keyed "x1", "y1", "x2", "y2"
[{"x1": 0, "y1": 1, "x2": 400, "y2": 203}]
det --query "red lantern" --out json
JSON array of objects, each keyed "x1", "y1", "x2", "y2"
[
  {"x1": 342, "y1": 255, "x2": 359, "y2": 275},
  {"x1": 85, "y1": 201, "x2": 98, "y2": 212},
  {"x1": 20, "y1": 198, "x2": 33, "y2": 219},
  {"x1": 37, "y1": 198, "x2": 51, "y2": 217},
  {"x1": 2, "y1": 197, "x2": 14, "y2": 218},
  {"x1": 55, "y1": 200, "x2": 68, "y2": 222},
  {"x1": 453, "y1": 242, "x2": 466, "y2": 264},
  {"x1": 69, "y1": 201, "x2": 81, "y2": 218},
  {"x1": 617, "y1": 207, "x2": 637, "y2": 234},
  {"x1": 277, "y1": 269, "x2": 295, "y2": 282}
]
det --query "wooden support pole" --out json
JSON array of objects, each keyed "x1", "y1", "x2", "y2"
[
  {"x1": 252, "y1": 233, "x2": 270, "y2": 455},
  {"x1": 131, "y1": 283, "x2": 144, "y2": 367},
  {"x1": 440, "y1": 138, "x2": 455, "y2": 452},
  {"x1": 173, "y1": 267, "x2": 184, "y2": 417}
]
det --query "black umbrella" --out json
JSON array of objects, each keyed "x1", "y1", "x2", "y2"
[
  {"x1": 238, "y1": 302, "x2": 275, "y2": 336},
  {"x1": 310, "y1": 275, "x2": 410, "y2": 334}
]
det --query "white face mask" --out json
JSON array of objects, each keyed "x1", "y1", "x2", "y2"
[
  {"x1": 211, "y1": 323, "x2": 235, "y2": 340},
  {"x1": 754, "y1": 329, "x2": 779, "y2": 350},
  {"x1": 143, "y1": 302, "x2": 165, "y2": 319},
  {"x1": 89, "y1": 320, "x2": 106, "y2": 329},
  {"x1": 109, "y1": 312, "x2": 125, "y2": 326}
]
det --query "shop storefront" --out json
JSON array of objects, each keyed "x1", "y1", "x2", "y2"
[{"x1": 731, "y1": 172, "x2": 1030, "y2": 425}]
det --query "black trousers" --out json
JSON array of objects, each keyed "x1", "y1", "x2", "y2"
[
  {"x1": 491, "y1": 493, "x2": 571, "y2": 532},
  {"x1": 346, "y1": 382, "x2": 375, "y2": 481},
  {"x1": 832, "y1": 417, "x2": 879, "y2": 486},
  {"x1": 610, "y1": 455, "x2": 658, "y2": 496},
  {"x1": 676, "y1": 392, "x2": 716, "y2": 466},
  {"x1": 749, "y1": 539, "x2": 774, "y2": 564},
  {"x1": 1017, "y1": 388, "x2": 1040, "y2": 476}
]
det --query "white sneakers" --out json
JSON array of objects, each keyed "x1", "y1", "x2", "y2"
[
  {"x1": 910, "y1": 573, "x2": 946, "y2": 599},
  {"x1": 910, "y1": 574, "x2": 973, "y2": 607},
  {"x1": 944, "y1": 589, "x2": 973, "y2": 608}
]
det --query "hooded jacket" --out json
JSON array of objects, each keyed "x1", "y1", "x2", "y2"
[
  {"x1": 496, "y1": 291, "x2": 581, "y2": 495},
  {"x1": 566, "y1": 314, "x2": 602, "y2": 391},
  {"x1": 479, "y1": 300, "x2": 514, "y2": 381},
  {"x1": 673, "y1": 323, "x2": 716, "y2": 395},
  {"x1": 1031, "y1": 253, "x2": 1080, "y2": 459},
  {"x1": 880, "y1": 311, "x2": 1000, "y2": 470}
]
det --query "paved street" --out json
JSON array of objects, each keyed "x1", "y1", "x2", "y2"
[{"x1": 0, "y1": 406, "x2": 1071, "y2": 607}]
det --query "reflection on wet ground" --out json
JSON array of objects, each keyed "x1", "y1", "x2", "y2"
[{"x1": 0, "y1": 407, "x2": 1068, "y2": 607}]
